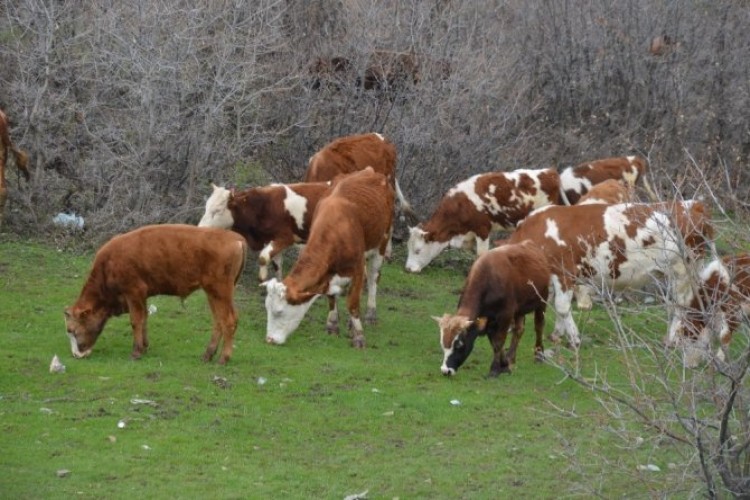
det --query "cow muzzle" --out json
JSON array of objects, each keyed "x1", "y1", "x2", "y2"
[
  {"x1": 441, "y1": 366, "x2": 456, "y2": 376},
  {"x1": 67, "y1": 332, "x2": 92, "y2": 359}
]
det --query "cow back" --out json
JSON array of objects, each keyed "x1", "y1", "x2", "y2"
[{"x1": 305, "y1": 133, "x2": 397, "y2": 185}]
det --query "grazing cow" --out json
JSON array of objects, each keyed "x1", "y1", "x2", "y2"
[
  {"x1": 64, "y1": 225, "x2": 247, "y2": 364},
  {"x1": 199, "y1": 181, "x2": 331, "y2": 281},
  {"x1": 0, "y1": 108, "x2": 30, "y2": 227},
  {"x1": 560, "y1": 155, "x2": 657, "y2": 205},
  {"x1": 576, "y1": 179, "x2": 634, "y2": 205},
  {"x1": 405, "y1": 168, "x2": 561, "y2": 273},
  {"x1": 305, "y1": 133, "x2": 415, "y2": 221},
  {"x1": 435, "y1": 240, "x2": 550, "y2": 377},
  {"x1": 506, "y1": 201, "x2": 714, "y2": 347},
  {"x1": 263, "y1": 167, "x2": 394, "y2": 348},
  {"x1": 668, "y1": 253, "x2": 750, "y2": 363}
]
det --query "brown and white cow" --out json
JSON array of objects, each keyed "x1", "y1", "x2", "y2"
[
  {"x1": 263, "y1": 167, "x2": 394, "y2": 348},
  {"x1": 405, "y1": 168, "x2": 561, "y2": 273},
  {"x1": 560, "y1": 155, "x2": 656, "y2": 205},
  {"x1": 668, "y1": 253, "x2": 750, "y2": 363},
  {"x1": 0, "y1": 108, "x2": 30, "y2": 227},
  {"x1": 64, "y1": 224, "x2": 247, "y2": 364},
  {"x1": 576, "y1": 178, "x2": 634, "y2": 205},
  {"x1": 199, "y1": 181, "x2": 331, "y2": 281},
  {"x1": 506, "y1": 200, "x2": 714, "y2": 347},
  {"x1": 434, "y1": 239, "x2": 550, "y2": 377},
  {"x1": 305, "y1": 132, "x2": 414, "y2": 221}
]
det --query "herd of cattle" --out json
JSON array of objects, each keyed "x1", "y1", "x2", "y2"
[{"x1": 0, "y1": 119, "x2": 733, "y2": 376}]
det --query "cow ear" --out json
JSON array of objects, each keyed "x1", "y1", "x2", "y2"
[{"x1": 431, "y1": 315, "x2": 443, "y2": 324}]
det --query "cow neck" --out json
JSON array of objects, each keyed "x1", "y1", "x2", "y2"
[{"x1": 284, "y1": 249, "x2": 337, "y2": 298}]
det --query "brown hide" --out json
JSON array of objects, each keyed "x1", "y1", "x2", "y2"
[
  {"x1": 283, "y1": 168, "x2": 394, "y2": 346},
  {"x1": 0, "y1": 108, "x2": 30, "y2": 226},
  {"x1": 65, "y1": 224, "x2": 247, "y2": 364},
  {"x1": 439, "y1": 240, "x2": 550, "y2": 377},
  {"x1": 576, "y1": 179, "x2": 633, "y2": 205},
  {"x1": 562, "y1": 155, "x2": 650, "y2": 204},
  {"x1": 507, "y1": 201, "x2": 713, "y2": 291},
  {"x1": 227, "y1": 182, "x2": 331, "y2": 252},
  {"x1": 305, "y1": 133, "x2": 397, "y2": 184},
  {"x1": 680, "y1": 253, "x2": 750, "y2": 347},
  {"x1": 422, "y1": 168, "x2": 561, "y2": 244}
]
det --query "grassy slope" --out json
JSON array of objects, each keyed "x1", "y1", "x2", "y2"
[{"x1": 0, "y1": 236, "x2": 688, "y2": 499}]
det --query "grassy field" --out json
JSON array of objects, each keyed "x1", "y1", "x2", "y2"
[{"x1": 0, "y1": 233, "x2": 697, "y2": 498}]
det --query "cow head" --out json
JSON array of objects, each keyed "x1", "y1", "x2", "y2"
[
  {"x1": 405, "y1": 226, "x2": 448, "y2": 273},
  {"x1": 64, "y1": 305, "x2": 109, "y2": 358},
  {"x1": 263, "y1": 279, "x2": 318, "y2": 345},
  {"x1": 434, "y1": 314, "x2": 483, "y2": 376},
  {"x1": 198, "y1": 183, "x2": 234, "y2": 228}
]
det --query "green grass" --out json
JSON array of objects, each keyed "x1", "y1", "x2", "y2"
[{"x1": 0, "y1": 235, "x2": 695, "y2": 498}]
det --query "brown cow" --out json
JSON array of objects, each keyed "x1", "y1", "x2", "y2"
[
  {"x1": 560, "y1": 155, "x2": 656, "y2": 204},
  {"x1": 199, "y1": 181, "x2": 331, "y2": 281},
  {"x1": 263, "y1": 167, "x2": 394, "y2": 348},
  {"x1": 668, "y1": 253, "x2": 750, "y2": 364},
  {"x1": 305, "y1": 132, "x2": 415, "y2": 221},
  {"x1": 405, "y1": 168, "x2": 561, "y2": 272},
  {"x1": 64, "y1": 225, "x2": 247, "y2": 364},
  {"x1": 506, "y1": 200, "x2": 714, "y2": 347},
  {"x1": 0, "y1": 108, "x2": 30, "y2": 227},
  {"x1": 576, "y1": 178, "x2": 634, "y2": 205},
  {"x1": 434, "y1": 239, "x2": 550, "y2": 378}
]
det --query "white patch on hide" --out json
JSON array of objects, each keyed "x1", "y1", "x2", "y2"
[{"x1": 281, "y1": 185, "x2": 308, "y2": 231}]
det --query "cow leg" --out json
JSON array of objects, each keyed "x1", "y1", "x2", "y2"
[
  {"x1": 488, "y1": 318, "x2": 512, "y2": 377},
  {"x1": 126, "y1": 295, "x2": 149, "y2": 360},
  {"x1": 575, "y1": 284, "x2": 593, "y2": 310},
  {"x1": 550, "y1": 275, "x2": 581, "y2": 348},
  {"x1": 204, "y1": 288, "x2": 238, "y2": 364},
  {"x1": 326, "y1": 295, "x2": 339, "y2": 334},
  {"x1": 346, "y1": 266, "x2": 366, "y2": 348},
  {"x1": 258, "y1": 242, "x2": 287, "y2": 282},
  {"x1": 364, "y1": 252, "x2": 384, "y2": 324},
  {"x1": 533, "y1": 306, "x2": 546, "y2": 362},
  {"x1": 505, "y1": 316, "x2": 525, "y2": 366}
]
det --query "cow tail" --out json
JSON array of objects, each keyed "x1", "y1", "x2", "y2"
[
  {"x1": 395, "y1": 179, "x2": 418, "y2": 224},
  {"x1": 234, "y1": 240, "x2": 248, "y2": 286}
]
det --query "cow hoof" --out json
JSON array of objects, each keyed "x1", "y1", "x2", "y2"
[
  {"x1": 364, "y1": 309, "x2": 377, "y2": 325},
  {"x1": 534, "y1": 351, "x2": 546, "y2": 363},
  {"x1": 326, "y1": 322, "x2": 340, "y2": 335},
  {"x1": 351, "y1": 334, "x2": 366, "y2": 349},
  {"x1": 130, "y1": 350, "x2": 144, "y2": 360},
  {"x1": 217, "y1": 356, "x2": 229, "y2": 365}
]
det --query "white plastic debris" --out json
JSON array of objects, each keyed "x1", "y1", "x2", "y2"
[
  {"x1": 637, "y1": 464, "x2": 661, "y2": 472},
  {"x1": 117, "y1": 419, "x2": 127, "y2": 429},
  {"x1": 256, "y1": 377, "x2": 267, "y2": 386},
  {"x1": 450, "y1": 399, "x2": 461, "y2": 406},
  {"x1": 56, "y1": 469, "x2": 71, "y2": 478},
  {"x1": 141, "y1": 444, "x2": 151, "y2": 451},
  {"x1": 52, "y1": 212, "x2": 85, "y2": 230},
  {"x1": 371, "y1": 388, "x2": 380, "y2": 393},
  {"x1": 49, "y1": 354, "x2": 66, "y2": 374},
  {"x1": 148, "y1": 304, "x2": 157, "y2": 315},
  {"x1": 130, "y1": 398, "x2": 156, "y2": 406},
  {"x1": 343, "y1": 490, "x2": 368, "y2": 500}
]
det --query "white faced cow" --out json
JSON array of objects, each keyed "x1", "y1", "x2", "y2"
[
  {"x1": 560, "y1": 155, "x2": 657, "y2": 204},
  {"x1": 405, "y1": 168, "x2": 561, "y2": 273},
  {"x1": 506, "y1": 201, "x2": 714, "y2": 347},
  {"x1": 263, "y1": 167, "x2": 394, "y2": 348},
  {"x1": 668, "y1": 253, "x2": 750, "y2": 364},
  {"x1": 199, "y1": 182, "x2": 331, "y2": 281},
  {"x1": 434, "y1": 240, "x2": 551, "y2": 378}
]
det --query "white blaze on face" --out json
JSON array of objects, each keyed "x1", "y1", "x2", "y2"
[
  {"x1": 405, "y1": 226, "x2": 449, "y2": 273},
  {"x1": 281, "y1": 185, "x2": 308, "y2": 231},
  {"x1": 198, "y1": 185, "x2": 234, "y2": 228},
  {"x1": 264, "y1": 279, "x2": 317, "y2": 345}
]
